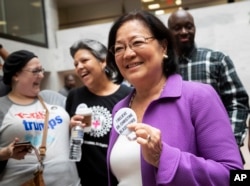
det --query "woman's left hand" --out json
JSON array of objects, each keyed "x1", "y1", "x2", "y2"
[{"x1": 127, "y1": 123, "x2": 162, "y2": 167}]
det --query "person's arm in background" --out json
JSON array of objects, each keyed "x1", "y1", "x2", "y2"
[
  {"x1": 0, "y1": 44, "x2": 9, "y2": 62},
  {"x1": 218, "y1": 53, "x2": 249, "y2": 147},
  {"x1": 248, "y1": 118, "x2": 250, "y2": 152},
  {"x1": 0, "y1": 44, "x2": 11, "y2": 97}
]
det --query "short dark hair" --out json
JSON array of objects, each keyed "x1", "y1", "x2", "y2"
[
  {"x1": 70, "y1": 38, "x2": 115, "y2": 81},
  {"x1": 3, "y1": 50, "x2": 37, "y2": 85},
  {"x1": 106, "y1": 10, "x2": 178, "y2": 84}
]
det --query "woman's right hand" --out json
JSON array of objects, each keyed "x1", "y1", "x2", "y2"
[
  {"x1": 70, "y1": 114, "x2": 86, "y2": 129},
  {"x1": 0, "y1": 140, "x2": 16, "y2": 161},
  {"x1": 0, "y1": 138, "x2": 31, "y2": 160}
]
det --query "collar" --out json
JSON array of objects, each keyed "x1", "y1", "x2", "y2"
[
  {"x1": 160, "y1": 74, "x2": 182, "y2": 99},
  {"x1": 118, "y1": 74, "x2": 182, "y2": 108},
  {"x1": 179, "y1": 45, "x2": 197, "y2": 64}
]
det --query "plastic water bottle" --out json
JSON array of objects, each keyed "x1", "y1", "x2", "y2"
[
  {"x1": 69, "y1": 125, "x2": 84, "y2": 161},
  {"x1": 69, "y1": 103, "x2": 88, "y2": 161}
]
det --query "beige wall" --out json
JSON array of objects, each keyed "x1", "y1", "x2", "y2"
[
  {"x1": 1, "y1": 0, "x2": 249, "y2": 168},
  {"x1": 1, "y1": 1, "x2": 250, "y2": 95}
]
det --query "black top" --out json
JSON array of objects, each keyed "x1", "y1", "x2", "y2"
[
  {"x1": 0, "y1": 76, "x2": 11, "y2": 97},
  {"x1": 66, "y1": 84, "x2": 132, "y2": 186}
]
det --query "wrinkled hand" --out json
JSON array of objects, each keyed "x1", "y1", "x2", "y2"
[{"x1": 127, "y1": 123, "x2": 162, "y2": 167}]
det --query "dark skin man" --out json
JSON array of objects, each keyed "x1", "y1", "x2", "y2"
[{"x1": 168, "y1": 9, "x2": 250, "y2": 157}]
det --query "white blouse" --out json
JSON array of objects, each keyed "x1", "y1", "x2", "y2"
[{"x1": 110, "y1": 135, "x2": 142, "y2": 186}]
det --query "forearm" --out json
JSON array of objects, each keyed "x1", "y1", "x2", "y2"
[
  {"x1": 220, "y1": 73, "x2": 249, "y2": 145},
  {"x1": 0, "y1": 147, "x2": 11, "y2": 161},
  {"x1": 227, "y1": 109, "x2": 249, "y2": 146},
  {"x1": 0, "y1": 138, "x2": 19, "y2": 161},
  {"x1": 0, "y1": 44, "x2": 9, "y2": 61},
  {"x1": 248, "y1": 119, "x2": 250, "y2": 152},
  {"x1": 221, "y1": 55, "x2": 249, "y2": 139}
]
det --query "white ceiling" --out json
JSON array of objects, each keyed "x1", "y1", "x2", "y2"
[
  {"x1": 56, "y1": 0, "x2": 234, "y2": 9},
  {"x1": 56, "y1": 0, "x2": 113, "y2": 8}
]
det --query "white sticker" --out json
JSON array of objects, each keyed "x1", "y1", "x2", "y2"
[{"x1": 113, "y1": 107, "x2": 137, "y2": 141}]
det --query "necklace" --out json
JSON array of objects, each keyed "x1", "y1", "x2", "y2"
[
  {"x1": 129, "y1": 82, "x2": 166, "y2": 109},
  {"x1": 129, "y1": 91, "x2": 136, "y2": 108}
]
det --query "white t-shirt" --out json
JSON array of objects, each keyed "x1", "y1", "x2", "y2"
[
  {"x1": 110, "y1": 135, "x2": 142, "y2": 186},
  {"x1": 0, "y1": 95, "x2": 80, "y2": 186}
]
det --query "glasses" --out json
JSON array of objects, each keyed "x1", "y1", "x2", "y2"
[
  {"x1": 109, "y1": 36, "x2": 154, "y2": 56},
  {"x1": 23, "y1": 68, "x2": 45, "y2": 75}
]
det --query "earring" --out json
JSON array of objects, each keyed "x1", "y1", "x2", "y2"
[
  {"x1": 104, "y1": 67, "x2": 110, "y2": 74},
  {"x1": 163, "y1": 54, "x2": 168, "y2": 59}
]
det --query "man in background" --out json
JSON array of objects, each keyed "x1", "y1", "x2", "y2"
[
  {"x1": 59, "y1": 73, "x2": 77, "y2": 97},
  {"x1": 168, "y1": 9, "x2": 249, "y2": 161}
]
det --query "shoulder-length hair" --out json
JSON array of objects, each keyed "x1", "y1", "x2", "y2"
[
  {"x1": 70, "y1": 38, "x2": 114, "y2": 80},
  {"x1": 106, "y1": 10, "x2": 178, "y2": 84}
]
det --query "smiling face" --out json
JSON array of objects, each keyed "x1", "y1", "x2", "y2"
[
  {"x1": 114, "y1": 20, "x2": 166, "y2": 86},
  {"x1": 73, "y1": 49, "x2": 106, "y2": 88},
  {"x1": 14, "y1": 57, "x2": 44, "y2": 97},
  {"x1": 168, "y1": 10, "x2": 196, "y2": 55}
]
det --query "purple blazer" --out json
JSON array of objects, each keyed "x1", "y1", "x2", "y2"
[{"x1": 107, "y1": 74, "x2": 243, "y2": 186}]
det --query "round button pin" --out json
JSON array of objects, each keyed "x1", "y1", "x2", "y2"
[{"x1": 113, "y1": 107, "x2": 137, "y2": 141}]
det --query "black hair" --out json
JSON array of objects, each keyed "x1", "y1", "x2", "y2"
[
  {"x1": 3, "y1": 50, "x2": 37, "y2": 85},
  {"x1": 106, "y1": 10, "x2": 178, "y2": 84}
]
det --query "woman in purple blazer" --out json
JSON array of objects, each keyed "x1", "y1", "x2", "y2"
[{"x1": 105, "y1": 10, "x2": 243, "y2": 186}]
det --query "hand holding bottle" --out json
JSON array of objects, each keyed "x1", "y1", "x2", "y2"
[{"x1": 69, "y1": 103, "x2": 93, "y2": 161}]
